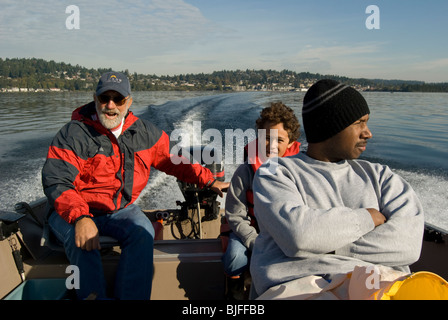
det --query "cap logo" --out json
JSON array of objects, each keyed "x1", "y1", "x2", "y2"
[{"x1": 107, "y1": 75, "x2": 122, "y2": 83}]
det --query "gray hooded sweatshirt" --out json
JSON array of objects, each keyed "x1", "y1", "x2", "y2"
[{"x1": 250, "y1": 152, "x2": 424, "y2": 296}]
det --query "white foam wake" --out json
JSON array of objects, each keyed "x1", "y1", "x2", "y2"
[{"x1": 396, "y1": 169, "x2": 448, "y2": 230}]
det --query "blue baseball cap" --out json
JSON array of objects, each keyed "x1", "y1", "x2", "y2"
[{"x1": 96, "y1": 71, "x2": 131, "y2": 97}]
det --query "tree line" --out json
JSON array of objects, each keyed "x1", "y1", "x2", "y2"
[{"x1": 1, "y1": 57, "x2": 447, "y2": 92}]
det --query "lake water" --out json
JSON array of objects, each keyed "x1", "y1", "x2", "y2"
[{"x1": 0, "y1": 91, "x2": 447, "y2": 230}]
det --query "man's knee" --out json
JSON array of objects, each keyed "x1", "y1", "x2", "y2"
[{"x1": 124, "y1": 221, "x2": 155, "y2": 248}]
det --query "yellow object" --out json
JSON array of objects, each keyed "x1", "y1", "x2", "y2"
[{"x1": 380, "y1": 272, "x2": 448, "y2": 300}]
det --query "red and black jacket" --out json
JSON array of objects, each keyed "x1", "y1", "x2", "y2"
[{"x1": 42, "y1": 102, "x2": 214, "y2": 224}]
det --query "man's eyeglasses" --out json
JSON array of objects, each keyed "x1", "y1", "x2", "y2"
[{"x1": 97, "y1": 94, "x2": 129, "y2": 106}]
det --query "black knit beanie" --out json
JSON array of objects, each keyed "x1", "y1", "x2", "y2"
[{"x1": 302, "y1": 79, "x2": 370, "y2": 143}]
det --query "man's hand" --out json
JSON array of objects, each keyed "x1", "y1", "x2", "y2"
[
  {"x1": 210, "y1": 180, "x2": 229, "y2": 197},
  {"x1": 367, "y1": 208, "x2": 387, "y2": 227},
  {"x1": 75, "y1": 217, "x2": 101, "y2": 251}
]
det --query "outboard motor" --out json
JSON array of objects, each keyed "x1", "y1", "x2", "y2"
[{"x1": 176, "y1": 145, "x2": 225, "y2": 223}]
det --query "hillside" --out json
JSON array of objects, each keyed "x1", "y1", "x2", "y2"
[{"x1": 1, "y1": 57, "x2": 447, "y2": 93}]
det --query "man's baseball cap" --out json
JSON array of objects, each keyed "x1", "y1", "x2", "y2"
[{"x1": 96, "y1": 71, "x2": 131, "y2": 97}]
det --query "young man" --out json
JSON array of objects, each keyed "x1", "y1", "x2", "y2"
[
  {"x1": 42, "y1": 71, "x2": 228, "y2": 300},
  {"x1": 250, "y1": 80, "x2": 424, "y2": 299},
  {"x1": 223, "y1": 102, "x2": 301, "y2": 299}
]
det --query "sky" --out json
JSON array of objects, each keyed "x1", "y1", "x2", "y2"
[{"x1": 1, "y1": 0, "x2": 447, "y2": 82}]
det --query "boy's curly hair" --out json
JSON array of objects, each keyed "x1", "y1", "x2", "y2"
[{"x1": 256, "y1": 102, "x2": 301, "y2": 142}]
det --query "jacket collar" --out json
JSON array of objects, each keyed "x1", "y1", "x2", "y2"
[{"x1": 71, "y1": 101, "x2": 138, "y2": 135}]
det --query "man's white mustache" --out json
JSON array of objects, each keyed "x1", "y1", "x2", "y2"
[{"x1": 102, "y1": 110, "x2": 119, "y2": 115}]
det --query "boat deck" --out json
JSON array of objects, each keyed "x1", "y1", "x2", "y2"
[
  {"x1": 1, "y1": 198, "x2": 447, "y2": 300},
  {"x1": 1, "y1": 199, "x2": 226, "y2": 300}
]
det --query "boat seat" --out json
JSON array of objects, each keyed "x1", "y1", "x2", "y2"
[
  {"x1": 39, "y1": 207, "x2": 162, "y2": 252},
  {"x1": 33, "y1": 201, "x2": 120, "y2": 252},
  {"x1": 40, "y1": 220, "x2": 120, "y2": 252}
]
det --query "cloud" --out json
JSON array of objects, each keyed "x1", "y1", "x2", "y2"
[
  {"x1": 286, "y1": 42, "x2": 386, "y2": 76},
  {"x1": 0, "y1": 1, "x2": 60, "y2": 41},
  {"x1": 0, "y1": 0, "x2": 214, "y2": 66},
  {"x1": 414, "y1": 58, "x2": 448, "y2": 71},
  {"x1": 400, "y1": 57, "x2": 448, "y2": 82},
  {"x1": 86, "y1": 0, "x2": 211, "y2": 48}
]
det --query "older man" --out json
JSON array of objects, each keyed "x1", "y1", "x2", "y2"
[
  {"x1": 42, "y1": 71, "x2": 228, "y2": 299},
  {"x1": 250, "y1": 79, "x2": 424, "y2": 299}
]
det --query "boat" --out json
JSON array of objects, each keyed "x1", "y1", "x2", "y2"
[{"x1": 1, "y1": 146, "x2": 447, "y2": 301}]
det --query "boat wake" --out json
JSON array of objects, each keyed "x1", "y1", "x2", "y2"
[{"x1": 396, "y1": 169, "x2": 448, "y2": 229}]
